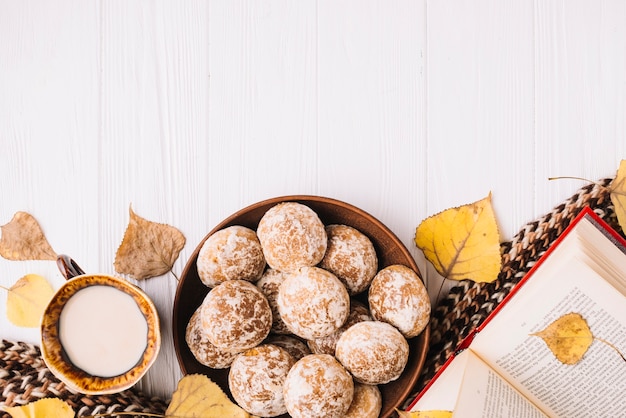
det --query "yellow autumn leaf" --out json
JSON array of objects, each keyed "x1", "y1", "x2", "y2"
[
  {"x1": 414, "y1": 194, "x2": 501, "y2": 283},
  {"x1": 610, "y1": 159, "x2": 626, "y2": 233},
  {"x1": 4, "y1": 397, "x2": 74, "y2": 418},
  {"x1": 396, "y1": 409, "x2": 453, "y2": 418},
  {"x1": 165, "y1": 374, "x2": 251, "y2": 418},
  {"x1": 4, "y1": 274, "x2": 55, "y2": 328},
  {"x1": 114, "y1": 205, "x2": 186, "y2": 280},
  {"x1": 531, "y1": 312, "x2": 594, "y2": 365},
  {"x1": 0, "y1": 212, "x2": 57, "y2": 261}
]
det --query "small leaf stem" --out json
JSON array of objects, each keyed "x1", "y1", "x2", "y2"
[
  {"x1": 548, "y1": 176, "x2": 609, "y2": 188},
  {"x1": 548, "y1": 176, "x2": 592, "y2": 183},
  {"x1": 0, "y1": 284, "x2": 35, "y2": 302},
  {"x1": 548, "y1": 176, "x2": 626, "y2": 197},
  {"x1": 595, "y1": 337, "x2": 626, "y2": 362}
]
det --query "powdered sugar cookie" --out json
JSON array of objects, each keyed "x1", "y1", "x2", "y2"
[
  {"x1": 319, "y1": 224, "x2": 378, "y2": 295},
  {"x1": 185, "y1": 307, "x2": 239, "y2": 369},
  {"x1": 256, "y1": 268, "x2": 291, "y2": 334},
  {"x1": 228, "y1": 344, "x2": 295, "y2": 417},
  {"x1": 283, "y1": 354, "x2": 354, "y2": 418},
  {"x1": 201, "y1": 280, "x2": 272, "y2": 352},
  {"x1": 257, "y1": 202, "x2": 327, "y2": 273},
  {"x1": 344, "y1": 383, "x2": 382, "y2": 418},
  {"x1": 307, "y1": 299, "x2": 371, "y2": 356},
  {"x1": 277, "y1": 266, "x2": 350, "y2": 340},
  {"x1": 368, "y1": 264, "x2": 430, "y2": 338},
  {"x1": 264, "y1": 334, "x2": 311, "y2": 361},
  {"x1": 335, "y1": 321, "x2": 409, "y2": 385},
  {"x1": 197, "y1": 225, "x2": 265, "y2": 288}
]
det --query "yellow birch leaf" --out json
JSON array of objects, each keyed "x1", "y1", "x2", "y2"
[
  {"x1": 114, "y1": 205, "x2": 186, "y2": 280},
  {"x1": 610, "y1": 159, "x2": 626, "y2": 232},
  {"x1": 531, "y1": 312, "x2": 594, "y2": 365},
  {"x1": 5, "y1": 274, "x2": 55, "y2": 328},
  {"x1": 414, "y1": 194, "x2": 501, "y2": 283},
  {"x1": 4, "y1": 397, "x2": 74, "y2": 418},
  {"x1": 165, "y1": 374, "x2": 251, "y2": 418},
  {"x1": 0, "y1": 212, "x2": 57, "y2": 261},
  {"x1": 396, "y1": 409, "x2": 453, "y2": 418}
]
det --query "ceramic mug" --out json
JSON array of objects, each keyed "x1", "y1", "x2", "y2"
[{"x1": 40, "y1": 255, "x2": 161, "y2": 395}]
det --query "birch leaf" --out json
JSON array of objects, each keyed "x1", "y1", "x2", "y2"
[
  {"x1": 165, "y1": 374, "x2": 251, "y2": 418},
  {"x1": 396, "y1": 409, "x2": 452, "y2": 418},
  {"x1": 5, "y1": 274, "x2": 55, "y2": 327},
  {"x1": 610, "y1": 159, "x2": 626, "y2": 232},
  {"x1": 4, "y1": 397, "x2": 74, "y2": 418},
  {"x1": 0, "y1": 212, "x2": 57, "y2": 261},
  {"x1": 531, "y1": 312, "x2": 593, "y2": 365},
  {"x1": 414, "y1": 194, "x2": 501, "y2": 283},
  {"x1": 114, "y1": 206, "x2": 186, "y2": 280}
]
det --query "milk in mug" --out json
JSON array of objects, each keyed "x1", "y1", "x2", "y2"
[{"x1": 58, "y1": 285, "x2": 149, "y2": 377}]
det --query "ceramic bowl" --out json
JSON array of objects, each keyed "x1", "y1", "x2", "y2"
[
  {"x1": 41, "y1": 259, "x2": 161, "y2": 395},
  {"x1": 172, "y1": 195, "x2": 429, "y2": 418}
]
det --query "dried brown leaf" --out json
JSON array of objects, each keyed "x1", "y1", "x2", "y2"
[
  {"x1": 114, "y1": 206, "x2": 186, "y2": 280},
  {"x1": 0, "y1": 212, "x2": 57, "y2": 261}
]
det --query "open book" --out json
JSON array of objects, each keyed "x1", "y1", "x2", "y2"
[{"x1": 409, "y1": 207, "x2": 626, "y2": 417}]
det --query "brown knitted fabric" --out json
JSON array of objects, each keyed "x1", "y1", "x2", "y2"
[
  {"x1": 406, "y1": 177, "x2": 618, "y2": 407},
  {"x1": 0, "y1": 340, "x2": 168, "y2": 417}
]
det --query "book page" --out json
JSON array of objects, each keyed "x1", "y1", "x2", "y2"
[
  {"x1": 490, "y1": 284, "x2": 626, "y2": 417},
  {"x1": 453, "y1": 350, "x2": 548, "y2": 418},
  {"x1": 410, "y1": 349, "x2": 471, "y2": 412},
  {"x1": 470, "y1": 221, "x2": 626, "y2": 417},
  {"x1": 575, "y1": 218, "x2": 626, "y2": 295}
]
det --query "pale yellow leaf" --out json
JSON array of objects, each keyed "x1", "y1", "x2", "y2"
[
  {"x1": 610, "y1": 159, "x2": 626, "y2": 233},
  {"x1": 114, "y1": 205, "x2": 186, "y2": 280},
  {"x1": 165, "y1": 374, "x2": 250, "y2": 418},
  {"x1": 531, "y1": 312, "x2": 594, "y2": 365},
  {"x1": 5, "y1": 274, "x2": 55, "y2": 328},
  {"x1": 396, "y1": 409, "x2": 453, "y2": 418},
  {"x1": 4, "y1": 398, "x2": 74, "y2": 418},
  {"x1": 0, "y1": 212, "x2": 57, "y2": 261},
  {"x1": 414, "y1": 194, "x2": 501, "y2": 283}
]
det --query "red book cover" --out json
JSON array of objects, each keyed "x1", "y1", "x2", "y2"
[{"x1": 408, "y1": 206, "x2": 626, "y2": 411}]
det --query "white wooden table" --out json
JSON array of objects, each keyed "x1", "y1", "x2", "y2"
[{"x1": 1, "y1": 0, "x2": 625, "y2": 401}]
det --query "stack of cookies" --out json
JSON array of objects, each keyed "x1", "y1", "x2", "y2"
[{"x1": 186, "y1": 202, "x2": 430, "y2": 418}]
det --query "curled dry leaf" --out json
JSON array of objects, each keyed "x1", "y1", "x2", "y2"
[
  {"x1": 4, "y1": 274, "x2": 55, "y2": 328},
  {"x1": 531, "y1": 312, "x2": 593, "y2": 365},
  {"x1": 610, "y1": 159, "x2": 626, "y2": 233},
  {"x1": 0, "y1": 212, "x2": 57, "y2": 261},
  {"x1": 165, "y1": 374, "x2": 251, "y2": 418},
  {"x1": 114, "y1": 206, "x2": 186, "y2": 280},
  {"x1": 414, "y1": 194, "x2": 502, "y2": 283},
  {"x1": 4, "y1": 397, "x2": 74, "y2": 418}
]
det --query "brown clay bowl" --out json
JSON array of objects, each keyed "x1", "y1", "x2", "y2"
[{"x1": 172, "y1": 195, "x2": 429, "y2": 418}]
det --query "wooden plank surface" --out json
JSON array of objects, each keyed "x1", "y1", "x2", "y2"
[{"x1": 1, "y1": 0, "x2": 624, "y2": 401}]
